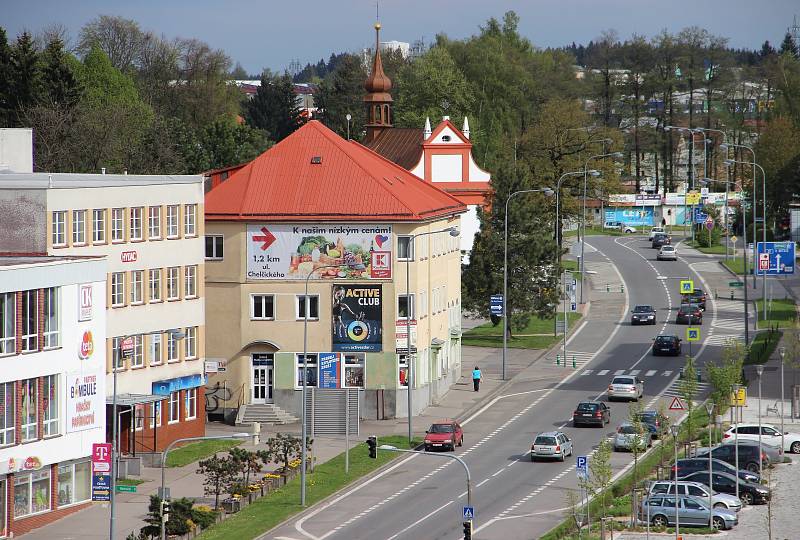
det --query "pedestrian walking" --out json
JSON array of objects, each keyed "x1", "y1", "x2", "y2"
[{"x1": 472, "y1": 365, "x2": 482, "y2": 392}]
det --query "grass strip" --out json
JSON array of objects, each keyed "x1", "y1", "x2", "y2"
[
  {"x1": 166, "y1": 439, "x2": 243, "y2": 468},
  {"x1": 746, "y1": 329, "x2": 783, "y2": 365},
  {"x1": 116, "y1": 477, "x2": 146, "y2": 486},
  {"x1": 686, "y1": 241, "x2": 728, "y2": 255},
  {"x1": 197, "y1": 436, "x2": 420, "y2": 540},
  {"x1": 755, "y1": 298, "x2": 796, "y2": 329},
  {"x1": 462, "y1": 312, "x2": 583, "y2": 349}
]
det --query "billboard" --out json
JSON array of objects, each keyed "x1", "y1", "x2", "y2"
[
  {"x1": 604, "y1": 208, "x2": 654, "y2": 227},
  {"x1": 246, "y1": 224, "x2": 393, "y2": 280},
  {"x1": 319, "y1": 353, "x2": 341, "y2": 389},
  {"x1": 332, "y1": 284, "x2": 383, "y2": 352},
  {"x1": 66, "y1": 371, "x2": 103, "y2": 433}
]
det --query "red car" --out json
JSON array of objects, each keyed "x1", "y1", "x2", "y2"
[
  {"x1": 676, "y1": 303, "x2": 702, "y2": 324},
  {"x1": 424, "y1": 419, "x2": 463, "y2": 451}
]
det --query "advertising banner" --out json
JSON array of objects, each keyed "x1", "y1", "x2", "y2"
[
  {"x1": 634, "y1": 194, "x2": 662, "y2": 206},
  {"x1": 604, "y1": 208, "x2": 654, "y2": 227},
  {"x1": 332, "y1": 284, "x2": 383, "y2": 352},
  {"x1": 66, "y1": 371, "x2": 103, "y2": 433},
  {"x1": 395, "y1": 319, "x2": 418, "y2": 354},
  {"x1": 91, "y1": 443, "x2": 112, "y2": 502},
  {"x1": 319, "y1": 352, "x2": 341, "y2": 389},
  {"x1": 665, "y1": 193, "x2": 685, "y2": 206},
  {"x1": 246, "y1": 224, "x2": 393, "y2": 280}
]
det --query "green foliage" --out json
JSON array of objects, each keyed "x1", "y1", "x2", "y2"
[
  {"x1": 694, "y1": 203, "x2": 722, "y2": 247},
  {"x1": 679, "y1": 356, "x2": 698, "y2": 441},
  {"x1": 246, "y1": 72, "x2": 304, "y2": 142},
  {"x1": 197, "y1": 453, "x2": 240, "y2": 510},
  {"x1": 316, "y1": 54, "x2": 367, "y2": 138},
  {"x1": 8, "y1": 31, "x2": 41, "y2": 118},
  {"x1": 141, "y1": 496, "x2": 201, "y2": 539},
  {"x1": 706, "y1": 340, "x2": 745, "y2": 416},
  {"x1": 589, "y1": 438, "x2": 613, "y2": 521},
  {"x1": 40, "y1": 38, "x2": 81, "y2": 108},
  {"x1": 195, "y1": 119, "x2": 270, "y2": 171},
  {"x1": 261, "y1": 433, "x2": 311, "y2": 473}
]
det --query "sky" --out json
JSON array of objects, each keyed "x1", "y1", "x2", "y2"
[{"x1": 3, "y1": 0, "x2": 798, "y2": 74}]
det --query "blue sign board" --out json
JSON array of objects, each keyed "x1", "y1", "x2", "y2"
[
  {"x1": 152, "y1": 373, "x2": 205, "y2": 396},
  {"x1": 319, "y1": 352, "x2": 341, "y2": 389},
  {"x1": 756, "y1": 242, "x2": 796, "y2": 276},
  {"x1": 490, "y1": 294, "x2": 503, "y2": 316},
  {"x1": 463, "y1": 506, "x2": 475, "y2": 520},
  {"x1": 92, "y1": 473, "x2": 111, "y2": 502},
  {"x1": 693, "y1": 207, "x2": 708, "y2": 224},
  {"x1": 576, "y1": 455, "x2": 588, "y2": 480},
  {"x1": 604, "y1": 208, "x2": 654, "y2": 227}
]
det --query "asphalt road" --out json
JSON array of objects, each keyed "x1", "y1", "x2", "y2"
[{"x1": 268, "y1": 235, "x2": 740, "y2": 540}]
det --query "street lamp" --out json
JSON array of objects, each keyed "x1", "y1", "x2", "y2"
[
  {"x1": 756, "y1": 364, "x2": 764, "y2": 473},
  {"x1": 503, "y1": 188, "x2": 553, "y2": 381},
  {"x1": 665, "y1": 126, "x2": 699, "y2": 241},
  {"x1": 670, "y1": 424, "x2": 680, "y2": 539},
  {"x1": 780, "y1": 347, "x2": 786, "y2": 457},
  {"x1": 721, "y1": 143, "x2": 758, "y2": 288},
  {"x1": 705, "y1": 402, "x2": 714, "y2": 528},
  {"x1": 405, "y1": 227, "x2": 459, "y2": 445},
  {"x1": 111, "y1": 329, "x2": 184, "y2": 540}
]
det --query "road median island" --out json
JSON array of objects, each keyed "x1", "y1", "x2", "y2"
[
  {"x1": 462, "y1": 312, "x2": 583, "y2": 349},
  {"x1": 196, "y1": 436, "x2": 420, "y2": 540}
]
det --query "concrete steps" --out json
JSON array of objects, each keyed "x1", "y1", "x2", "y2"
[{"x1": 236, "y1": 403, "x2": 298, "y2": 426}]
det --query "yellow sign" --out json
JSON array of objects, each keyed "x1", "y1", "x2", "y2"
[
  {"x1": 685, "y1": 192, "x2": 701, "y2": 205},
  {"x1": 730, "y1": 387, "x2": 747, "y2": 407},
  {"x1": 680, "y1": 280, "x2": 694, "y2": 294},
  {"x1": 686, "y1": 327, "x2": 700, "y2": 342}
]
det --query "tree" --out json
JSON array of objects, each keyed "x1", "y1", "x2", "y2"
[
  {"x1": 780, "y1": 32, "x2": 799, "y2": 58},
  {"x1": 627, "y1": 401, "x2": 650, "y2": 525},
  {"x1": 754, "y1": 117, "x2": 800, "y2": 219},
  {"x1": 77, "y1": 15, "x2": 145, "y2": 71},
  {"x1": 140, "y1": 496, "x2": 195, "y2": 539},
  {"x1": 586, "y1": 29, "x2": 621, "y2": 128},
  {"x1": 40, "y1": 38, "x2": 81, "y2": 108},
  {"x1": 316, "y1": 53, "x2": 367, "y2": 138},
  {"x1": 9, "y1": 31, "x2": 42, "y2": 122},
  {"x1": 0, "y1": 28, "x2": 15, "y2": 126},
  {"x1": 589, "y1": 438, "x2": 613, "y2": 525},
  {"x1": 192, "y1": 118, "x2": 270, "y2": 172},
  {"x1": 657, "y1": 403, "x2": 672, "y2": 469},
  {"x1": 679, "y1": 355, "x2": 699, "y2": 442},
  {"x1": 621, "y1": 34, "x2": 654, "y2": 192},
  {"x1": 197, "y1": 453, "x2": 238, "y2": 510},
  {"x1": 261, "y1": 433, "x2": 311, "y2": 475},
  {"x1": 230, "y1": 61, "x2": 249, "y2": 80},
  {"x1": 228, "y1": 447, "x2": 263, "y2": 498},
  {"x1": 651, "y1": 30, "x2": 680, "y2": 191},
  {"x1": 246, "y1": 72, "x2": 304, "y2": 142}
]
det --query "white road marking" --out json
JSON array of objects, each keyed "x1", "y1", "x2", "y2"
[
  {"x1": 645, "y1": 370, "x2": 657, "y2": 377},
  {"x1": 581, "y1": 370, "x2": 593, "y2": 376},
  {"x1": 614, "y1": 369, "x2": 625, "y2": 375},
  {"x1": 476, "y1": 478, "x2": 490, "y2": 488},
  {"x1": 628, "y1": 369, "x2": 640, "y2": 376},
  {"x1": 663, "y1": 370, "x2": 673, "y2": 376},
  {"x1": 384, "y1": 500, "x2": 453, "y2": 540},
  {"x1": 598, "y1": 369, "x2": 609, "y2": 376}
]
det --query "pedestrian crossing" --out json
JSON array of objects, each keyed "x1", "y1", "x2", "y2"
[
  {"x1": 581, "y1": 368, "x2": 675, "y2": 378},
  {"x1": 704, "y1": 334, "x2": 744, "y2": 346},
  {"x1": 551, "y1": 350, "x2": 594, "y2": 369},
  {"x1": 661, "y1": 377, "x2": 711, "y2": 399}
]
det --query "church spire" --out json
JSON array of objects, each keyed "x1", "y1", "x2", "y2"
[{"x1": 363, "y1": 22, "x2": 393, "y2": 143}]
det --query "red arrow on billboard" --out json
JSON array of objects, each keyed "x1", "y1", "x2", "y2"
[{"x1": 253, "y1": 227, "x2": 276, "y2": 250}]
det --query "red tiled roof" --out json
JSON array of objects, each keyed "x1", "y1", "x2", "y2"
[
  {"x1": 362, "y1": 128, "x2": 424, "y2": 170},
  {"x1": 205, "y1": 121, "x2": 466, "y2": 222}
]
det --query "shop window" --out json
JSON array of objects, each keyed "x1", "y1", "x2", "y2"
[
  {"x1": 344, "y1": 353, "x2": 364, "y2": 388},
  {"x1": 168, "y1": 391, "x2": 179, "y2": 423},
  {"x1": 14, "y1": 469, "x2": 50, "y2": 517},
  {"x1": 133, "y1": 404, "x2": 144, "y2": 431},
  {"x1": 150, "y1": 401, "x2": 162, "y2": 428},
  {"x1": 296, "y1": 354, "x2": 318, "y2": 387},
  {"x1": 59, "y1": 460, "x2": 91, "y2": 507}
]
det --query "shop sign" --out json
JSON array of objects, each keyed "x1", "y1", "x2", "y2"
[
  {"x1": 332, "y1": 284, "x2": 383, "y2": 352},
  {"x1": 395, "y1": 319, "x2": 417, "y2": 354},
  {"x1": 92, "y1": 443, "x2": 112, "y2": 502},
  {"x1": 319, "y1": 353, "x2": 341, "y2": 389},
  {"x1": 78, "y1": 284, "x2": 93, "y2": 321},
  {"x1": 78, "y1": 330, "x2": 94, "y2": 360},
  {"x1": 66, "y1": 371, "x2": 102, "y2": 432}
]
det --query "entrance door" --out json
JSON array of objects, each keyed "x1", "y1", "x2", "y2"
[{"x1": 251, "y1": 354, "x2": 274, "y2": 404}]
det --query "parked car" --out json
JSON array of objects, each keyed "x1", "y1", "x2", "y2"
[
  {"x1": 652, "y1": 233, "x2": 671, "y2": 248},
  {"x1": 613, "y1": 422, "x2": 652, "y2": 451},
  {"x1": 638, "y1": 495, "x2": 738, "y2": 530},
  {"x1": 712, "y1": 438, "x2": 783, "y2": 462},
  {"x1": 424, "y1": 419, "x2": 463, "y2": 451},
  {"x1": 649, "y1": 226, "x2": 665, "y2": 240},
  {"x1": 657, "y1": 245, "x2": 678, "y2": 261},
  {"x1": 531, "y1": 431, "x2": 573, "y2": 462},
  {"x1": 631, "y1": 305, "x2": 657, "y2": 325},
  {"x1": 682, "y1": 289, "x2": 707, "y2": 310},
  {"x1": 723, "y1": 423, "x2": 800, "y2": 454},
  {"x1": 671, "y1": 457, "x2": 761, "y2": 484},
  {"x1": 653, "y1": 335, "x2": 682, "y2": 356},
  {"x1": 572, "y1": 401, "x2": 610, "y2": 427},
  {"x1": 636, "y1": 410, "x2": 668, "y2": 438},
  {"x1": 604, "y1": 220, "x2": 623, "y2": 229},
  {"x1": 648, "y1": 480, "x2": 742, "y2": 512},
  {"x1": 676, "y1": 303, "x2": 703, "y2": 325},
  {"x1": 607, "y1": 375, "x2": 644, "y2": 402},
  {"x1": 682, "y1": 470, "x2": 771, "y2": 505},
  {"x1": 620, "y1": 224, "x2": 637, "y2": 234},
  {"x1": 694, "y1": 442, "x2": 770, "y2": 473}
]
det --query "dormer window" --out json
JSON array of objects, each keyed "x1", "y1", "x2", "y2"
[
  {"x1": 311, "y1": 156, "x2": 322, "y2": 164},
  {"x1": 441, "y1": 135, "x2": 451, "y2": 142}
]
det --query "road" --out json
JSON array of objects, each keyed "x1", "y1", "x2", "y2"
[{"x1": 267, "y1": 235, "x2": 749, "y2": 540}]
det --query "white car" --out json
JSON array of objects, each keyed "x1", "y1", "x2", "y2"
[
  {"x1": 531, "y1": 431, "x2": 573, "y2": 462},
  {"x1": 649, "y1": 226, "x2": 665, "y2": 240},
  {"x1": 648, "y1": 480, "x2": 742, "y2": 512},
  {"x1": 620, "y1": 224, "x2": 637, "y2": 234},
  {"x1": 657, "y1": 245, "x2": 678, "y2": 261},
  {"x1": 723, "y1": 423, "x2": 800, "y2": 454}
]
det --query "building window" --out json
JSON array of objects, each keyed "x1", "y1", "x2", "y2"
[
  {"x1": 112, "y1": 337, "x2": 125, "y2": 370},
  {"x1": 185, "y1": 388, "x2": 197, "y2": 420},
  {"x1": 184, "y1": 265, "x2": 197, "y2": 298},
  {"x1": 296, "y1": 354, "x2": 318, "y2": 387},
  {"x1": 167, "y1": 332, "x2": 179, "y2": 362},
  {"x1": 130, "y1": 270, "x2": 144, "y2": 304},
  {"x1": 130, "y1": 335, "x2": 144, "y2": 368},
  {"x1": 149, "y1": 401, "x2": 162, "y2": 428},
  {"x1": 111, "y1": 272, "x2": 125, "y2": 307},
  {"x1": 296, "y1": 295, "x2": 319, "y2": 320},
  {"x1": 168, "y1": 391, "x2": 179, "y2": 423},
  {"x1": 251, "y1": 294, "x2": 275, "y2": 320},
  {"x1": 52, "y1": 211, "x2": 66, "y2": 246},
  {"x1": 344, "y1": 353, "x2": 365, "y2": 388},
  {"x1": 397, "y1": 294, "x2": 414, "y2": 320},
  {"x1": 148, "y1": 206, "x2": 161, "y2": 239},
  {"x1": 57, "y1": 460, "x2": 91, "y2": 507},
  {"x1": 0, "y1": 292, "x2": 15, "y2": 355},
  {"x1": 133, "y1": 404, "x2": 144, "y2": 431},
  {"x1": 111, "y1": 208, "x2": 124, "y2": 242},
  {"x1": 149, "y1": 269, "x2": 162, "y2": 302},
  {"x1": 397, "y1": 236, "x2": 414, "y2": 260},
  {"x1": 398, "y1": 354, "x2": 410, "y2": 387},
  {"x1": 43, "y1": 375, "x2": 58, "y2": 437},
  {"x1": 205, "y1": 235, "x2": 223, "y2": 259},
  {"x1": 149, "y1": 333, "x2": 162, "y2": 365},
  {"x1": 130, "y1": 207, "x2": 143, "y2": 240},
  {"x1": 93, "y1": 209, "x2": 106, "y2": 243},
  {"x1": 166, "y1": 205, "x2": 179, "y2": 238},
  {"x1": 167, "y1": 267, "x2": 180, "y2": 300},
  {"x1": 184, "y1": 327, "x2": 197, "y2": 360},
  {"x1": 21, "y1": 378, "x2": 38, "y2": 442},
  {"x1": 21, "y1": 289, "x2": 38, "y2": 352},
  {"x1": 0, "y1": 382, "x2": 15, "y2": 446},
  {"x1": 72, "y1": 210, "x2": 86, "y2": 245},
  {"x1": 184, "y1": 204, "x2": 196, "y2": 237},
  {"x1": 14, "y1": 469, "x2": 50, "y2": 517}
]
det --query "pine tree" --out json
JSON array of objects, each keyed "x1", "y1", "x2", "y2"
[
  {"x1": 41, "y1": 38, "x2": 81, "y2": 108},
  {"x1": 0, "y1": 28, "x2": 13, "y2": 125},
  {"x1": 9, "y1": 31, "x2": 42, "y2": 121},
  {"x1": 245, "y1": 72, "x2": 304, "y2": 142},
  {"x1": 780, "y1": 32, "x2": 799, "y2": 58},
  {"x1": 316, "y1": 54, "x2": 367, "y2": 138}
]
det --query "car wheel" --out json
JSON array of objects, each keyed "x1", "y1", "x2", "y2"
[
  {"x1": 424, "y1": 445, "x2": 430, "y2": 452},
  {"x1": 559, "y1": 452, "x2": 565, "y2": 462},
  {"x1": 746, "y1": 462, "x2": 760, "y2": 473},
  {"x1": 712, "y1": 516, "x2": 726, "y2": 530},
  {"x1": 651, "y1": 515, "x2": 668, "y2": 528},
  {"x1": 791, "y1": 441, "x2": 800, "y2": 454},
  {"x1": 458, "y1": 436, "x2": 463, "y2": 447},
  {"x1": 530, "y1": 453, "x2": 535, "y2": 462},
  {"x1": 740, "y1": 492, "x2": 754, "y2": 505}
]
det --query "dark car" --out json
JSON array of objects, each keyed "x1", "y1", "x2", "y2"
[
  {"x1": 682, "y1": 289, "x2": 707, "y2": 310},
  {"x1": 713, "y1": 438, "x2": 783, "y2": 463},
  {"x1": 424, "y1": 419, "x2": 463, "y2": 451},
  {"x1": 694, "y1": 443, "x2": 769, "y2": 473},
  {"x1": 573, "y1": 401, "x2": 610, "y2": 427},
  {"x1": 676, "y1": 303, "x2": 703, "y2": 325},
  {"x1": 653, "y1": 335, "x2": 682, "y2": 356},
  {"x1": 637, "y1": 410, "x2": 668, "y2": 438},
  {"x1": 652, "y1": 233, "x2": 671, "y2": 248},
  {"x1": 631, "y1": 305, "x2": 657, "y2": 325},
  {"x1": 682, "y1": 470, "x2": 771, "y2": 505},
  {"x1": 671, "y1": 457, "x2": 761, "y2": 484}
]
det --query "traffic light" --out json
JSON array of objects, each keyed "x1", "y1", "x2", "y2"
[
  {"x1": 462, "y1": 520, "x2": 472, "y2": 540},
  {"x1": 161, "y1": 499, "x2": 171, "y2": 522},
  {"x1": 367, "y1": 436, "x2": 377, "y2": 459}
]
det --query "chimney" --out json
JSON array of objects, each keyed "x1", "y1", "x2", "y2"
[{"x1": 462, "y1": 117, "x2": 470, "y2": 139}]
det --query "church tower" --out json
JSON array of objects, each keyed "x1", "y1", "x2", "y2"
[{"x1": 363, "y1": 22, "x2": 393, "y2": 143}]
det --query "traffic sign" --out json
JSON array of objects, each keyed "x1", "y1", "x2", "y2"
[
  {"x1": 686, "y1": 327, "x2": 700, "y2": 342},
  {"x1": 463, "y1": 506, "x2": 475, "y2": 520},
  {"x1": 731, "y1": 235, "x2": 737, "y2": 244},
  {"x1": 669, "y1": 396, "x2": 686, "y2": 411},
  {"x1": 490, "y1": 294, "x2": 504, "y2": 316},
  {"x1": 730, "y1": 387, "x2": 747, "y2": 407},
  {"x1": 116, "y1": 484, "x2": 137, "y2": 493},
  {"x1": 693, "y1": 208, "x2": 708, "y2": 224},
  {"x1": 755, "y1": 242, "x2": 795, "y2": 276},
  {"x1": 679, "y1": 280, "x2": 694, "y2": 294},
  {"x1": 576, "y1": 455, "x2": 588, "y2": 480},
  {"x1": 685, "y1": 192, "x2": 701, "y2": 205},
  {"x1": 705, "y1": 217, "x2": 714, "y2": 231},
  {"x1": 728, "y1": 281, "x2": 743, "y2": 288}
]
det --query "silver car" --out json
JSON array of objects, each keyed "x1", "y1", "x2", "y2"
[
  {"x1": 648, "y1": 480, "x2": 742, "y2": 512},
  {"x1": 639, "y1": 495, "x2": 738, "y2": 530},
  {"x1": 531, "y1": 431, "x2": 573, "y2": 462},
  {"x1": 607, "y1": 375, "x2": 643, "y2": 401},
  {"x1": 614, "y1": 422, "x2": 652, "y2": 451},
  {"x1": 657, "y1": 245, "x2": 678, "y2": 261}
]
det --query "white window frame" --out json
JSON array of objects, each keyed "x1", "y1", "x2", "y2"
[
  {"x1": 205, "y1": 235, "x2": 223, "y2": 260},
  {"x1": 184, "y1": 327, "x2": 197, "y2": 360},
  {"x1": 184, "y1": 265, "x2": 197, "y2": 298},
  {"x1": 14, "y1": 469, "x2": 51, "y2": 518},
  {"x1": 111, "y1": 272, "x2": 125, "y2": 307},
  {"x1": 168, "y1": 391, "x2": 180, "y2": 424},
  {"x1": 149, "y1": 333, "x2": 162, "y2": 366},
  {"x1": 111, "y1": 208, "x2": 124, "y2": 242},
  {"x1": 149, "y1": 268, "x2": 162, "y2": 303},
  {"x1": 21, "y1": 378, "x2": 37, "y2": 442},
  {"x1": 397, "y1": 293, "x2": 414, "y2": 320},
  {"x1": 92, "y1": 209, "x2": 106, "y2": 244},
  {"x1": 167, "y1": 331, "x2": 179, "y2": 362},
  {"x1": 148, "y1": 206, "x2": 161, "y2": 239},
  {"x1": 397, "y1": 236, "x2": 414, "y2": 261},
  {"x1": 0, "y1": 381, "x2": 15, "y2": 446},
  {"x1": 130, "y1": 270, "x2": 144, "y2": 305},
  {"x1": 21, "y1": 289, "x2": 38, "y2": 352},
  {"x1": 1, "y1": 291, "x2": 16, "y2": 355},
  {"x1": 130, "y1": 207, "x2": 143, "y2": 241},
  {"x1": 167, "y1": 267, "x2": 180, "y2": 300},
  {"x1": 52, "y1": 211, "x2": 66, "y2": 246},
  {"x1": 72, "y1": 209, "x2": 86, "y2": 245},
  {"x1": 295, "y1": 354, "x2": 318, "y2": 388},
  {"x1": 296, "y1": 294, "x2": 319, "y2": 320},
  {"x1": 149, "y1": 401, "x2": 162, "y2": 428},
  {"x1": 343, "y1": 353, "x2": 365, "y2": 388},
  {"x1": 184, "y1": 204, "x2": 197, "y2": 237},
  {"x1": 42, "y1": 375, "x2": 59, "y2": 437},
  {"x1": 185, "y1": 388, "x2": 197, "y2": 420},
  {"x1": 251, "y1": 294, "x2": 275, "y2": 320},
  {"x1": 130, "y1": 335, "x2": 144, "y2": 368},
  {"x1": 166, "y1": 205, "x2": 179, "y2": 238}
]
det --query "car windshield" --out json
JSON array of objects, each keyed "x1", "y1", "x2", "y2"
[
  {"x1": 535, "y1": 436, "x2": 557, "y2": 446},
  {"x1": 577, "y1": 403, "x2": 598, "y2": 412},
  {"x1": 612, "y1": 377, "x2": 635, "y2": 385},
  {"x1": 429, "y1": 424, "x2": 453, "y2": 433},
  {"x1": 680, "y1": 304, "x2": 700, "y2": 312},
  {"x1": 661, "y1": 246, "x2": 675, "y2": 251},
  {"x1": 634, "y1": 306, "x2": 653, "y2": 313},
  {"x1": 619, "y1": 425, "x2": 638, "y2": 434},
  {"x1": 655, "y1": 336, "x2": 676, "y2": 343}
]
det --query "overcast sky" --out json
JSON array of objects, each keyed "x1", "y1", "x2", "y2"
[{"x1": 4, "y1": 0, "x2": 798, "y2": 74}]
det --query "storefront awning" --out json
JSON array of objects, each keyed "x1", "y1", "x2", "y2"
[{"x1": 106, "y1": 393, "x2": 165, "y2": 407}]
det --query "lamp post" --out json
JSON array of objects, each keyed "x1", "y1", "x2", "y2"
[
  {"x1": 732, "y1": 383, "x2": 741, "y2": 501},
  {"x1": 780, "y1": 347, "x2": 786, "y2": 457},
  {"x1": 692, "y1": 127, "x2": 729, "y2": 255},
  {"x1": 160, "y1": 434, "x2": 251, "y2": 540},
  {"x1": 705, "y1": 402, "x2": 714, "y2": 528},
  {"x1": 665, "y1": 126, "x2": 698, "y2": 240},
  {"x1": 581, "y1": 153, "x2": 621, "y2": 304},
  {"x1": 504, "y1": 189, "x2": 552, "y2": 381},
  {"x1": 670, "y1": 424, "x2": 680, "y2": 539},
  {"x1": 405, "y1": 228, "x2": 459, "y2": 445},
  {"x1": 721, "y1": 143, "x2": 758, "y2": 287},
  {"x1": 757, "y1": 364, "x2": 764, "y2": 473}
]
